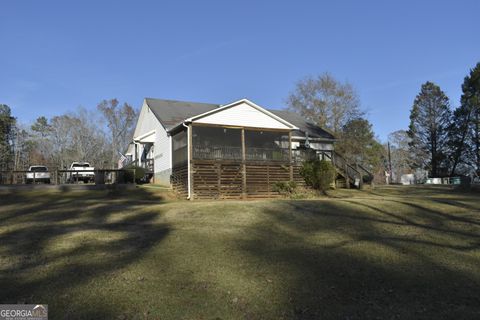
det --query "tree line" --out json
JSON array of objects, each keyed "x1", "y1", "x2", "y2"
[
  {"x1": 0, "y1": 99, "x2": 137, "y2": 171},
  {"x1": 392, "y1": 63, "x2": 479, "y2": 180},
  {"x1": 287, "y1": 63, "x2": 480, "y2": 182}
]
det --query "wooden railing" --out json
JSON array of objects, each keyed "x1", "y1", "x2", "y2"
[
  {"x1": 321, "y1": 151, "x2": 373, "y2": 186},
  {"x1": 246, "y1": 147, "x2": 289, "y2": 161},
  {"x1": 130, "y1": 159, "x2": 154, "y2": 173},
  {"x1": 192, "y1": 145, "x2": 290, "y2": 162},
  {"x1": 193, "y1": 146, "x2": 242, "y2": 160}
]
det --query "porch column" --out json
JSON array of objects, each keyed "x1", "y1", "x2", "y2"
[
  {"x1": 241, "y1": 128, "x2": 247, "y2": 199},
  {"x1": 134, "y1": 143, "x2": 138, "y2": 166},
  {"x1": 289, "y1": 131, "x2": 293, "y2": 181},
  {"x1": 188, "y1": 124, "x2": 193, "y2": 200}
]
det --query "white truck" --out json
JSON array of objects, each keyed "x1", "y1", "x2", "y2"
[
  {"x1": 26, "y1": 165, "x2": 51, "y2": 184},
  {"x1": 67, "y1": 162, "x2": 95, "y2": 183}
]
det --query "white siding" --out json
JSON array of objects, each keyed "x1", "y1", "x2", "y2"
[
  {"x1": 134, "y1": 100, "x2": 171, "y2": 185},
  {"x1": 194, "y1": 102, "x2": 291, "y2": 129},
  {"x1": 291, "y1": 141, "x2": 333, "y2": 150},
  {"x1": 153, "y1": 126, "x2": 171, "y2": 176},
  {"x1": 310, "y1": 142, "x2": 333, "y2": 150}
]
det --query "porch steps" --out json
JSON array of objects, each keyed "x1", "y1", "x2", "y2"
[{"x1": 327, "y1": 151, "x2": 373, "y2": 189}]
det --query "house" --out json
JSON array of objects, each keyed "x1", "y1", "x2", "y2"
[{"x1": 126, "y1": 98, "x2": 366, "y2": 199}]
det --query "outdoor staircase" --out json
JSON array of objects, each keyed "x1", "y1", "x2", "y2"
[{"x1": 321, "y1": 151, "x2": 373, "y2": 189}]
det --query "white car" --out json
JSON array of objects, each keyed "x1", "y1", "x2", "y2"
[
  {"x1": 26, "y1": 165, "x2": 51, "y2": 184},
  {"x1": 67, "y1": 162, "x2": 95, "y2": 183}
]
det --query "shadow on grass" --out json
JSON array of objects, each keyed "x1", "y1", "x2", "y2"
[
  {"x1": 238, "y1": 199, "x2": 480, "y2": 319},
  {"x1": 0, "y1": 187, "x2": 170, "y2": 319}
]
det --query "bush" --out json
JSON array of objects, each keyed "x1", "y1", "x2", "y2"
[
  {"x1": 272, "y1": 180, "x2": 297, "y2": 196},
  {"x1": 362, "y1": 174, "x2": 373, "y2": 184},
  {"x1": 300, "y1": 159, "x2": 336, "y2": 191}
]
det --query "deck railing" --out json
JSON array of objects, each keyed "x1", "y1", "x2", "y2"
[
  {"x1": 193, "y1": 145, "x2": 242, "y2": 160},
  {"x1": 192, "y1": 145, "x2": 290, "y2": 162},
  {"x1": 246, "y1": 147, "x2": 289, "y2": 161}
]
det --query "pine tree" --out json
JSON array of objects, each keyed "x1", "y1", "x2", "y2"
[
  {"x1": 336, "y1": 118, "x2": 385, "y2": 171},
  {"x1": 0, "y1": 104, "x2": 16, "y2": 170},
  {"x1": 463, "y1": 63, "x2": 480, "y2": 175},
  {"x1": 408, "y1": 82, "x2": 452, "y2": 177},
  {"x1": 449, "y1": 63, "x2": 480, "y2": 176}
]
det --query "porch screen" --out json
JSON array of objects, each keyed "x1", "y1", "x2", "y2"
[
  {"x1": 172, "y1": 130, "x2": 188, "y2": 166},
  {"x1": 192, "y1": 126, "x2": 242, "y2": 160},
  {"x1": 245, "y1": 130, "x2": 290, "y2": 161}
]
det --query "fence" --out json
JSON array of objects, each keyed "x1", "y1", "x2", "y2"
[{"x1": 0, "y1": 169, "x2": 136, "y2": 185}]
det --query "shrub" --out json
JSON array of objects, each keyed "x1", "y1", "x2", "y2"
[
  {"x1": 272, "y1": 180, "x2": 297, "y2": 196},
  {"x1": 300, "y1": 159, "x2": 336, "y2": 191},
  {"x1": 362, "y1": 174, "x2": 373, "y2": 184}
]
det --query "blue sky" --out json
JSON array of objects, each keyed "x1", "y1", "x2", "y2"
[{"x1": 1, "y1": 0, "x2": 479, "y2": 141}]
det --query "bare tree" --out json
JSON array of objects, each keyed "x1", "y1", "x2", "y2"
[
  {"x1": 97, "y1": 99, "x2": 137, "y2": 167},
  {"x1": 71, "y1": 108, "x2": 111, "y2": 167},
  {"x1": 46, "y1": 109, "x2": 112, "y2": 168},
  {"x1": 287, "y1": 73, "x2": 363, "y2": 133},
  {"x1": 49, "y1": 115, "x2": 76, "y2": 168},
  {"x1": 388, "y1": 130, "x2": 413, "y2": 182}
]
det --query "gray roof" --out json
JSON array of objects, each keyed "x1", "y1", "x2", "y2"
[
  {"x1": 144, "y1": 98, "x2": 335, "y2": 140},
  {"x1": 268, "y1": 110, "x2": 335, "y2": 140},
  {"x1": 145, "y1": 98, "x2": 218, "y2": 130}
]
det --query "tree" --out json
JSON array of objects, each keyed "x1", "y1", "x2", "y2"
[
  {"x1": 336, "y1": 118, "x2": 384, "y2": 171},
  {"x1": 31, "y1": 116, "x2": 52, "y2": 138},
  {"x1": 448, "y1": 104, "x2": 473, "y2": 175},
  {"x1": 388, "y1": 130, "x2": 413, "y2": 182},
  {"x1": 97, "y1": 99, "x2": 137, "y2": 167},
  {"x1": 0, "y1": 104, "x2": 16, "y2": 170},
  {"x1": 449, "y1": 63, "x2": 480, "y2": 176},
  {"x1": 70, "y1": 108, "x2": 112, "y2": 167},
  {"x1": 287, "y1": 73, "x2": 363, "y2": 133},
  {"x1": 47, "y1": 110, "x2": 111, "y2": 168},
  {"x1": 12, "y1": 124, "x2": 39, "y2": 170},
  {"x1": 408, "y1": 82, "x2": 452, "y2": 177}
]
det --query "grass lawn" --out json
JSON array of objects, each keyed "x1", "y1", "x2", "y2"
[{"x1": 0, "y1": 185, "x2": 479, "y2": 319}]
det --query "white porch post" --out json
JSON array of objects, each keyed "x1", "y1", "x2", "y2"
[{"x1": 187, "y1": 124, "x2": 193, "y2": 200}]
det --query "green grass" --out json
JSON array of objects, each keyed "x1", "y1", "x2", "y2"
[{"x1": 0, "y1": 185, "x2": 479, "y2": 319}]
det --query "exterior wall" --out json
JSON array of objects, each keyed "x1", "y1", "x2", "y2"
[
  {"x1": 154, "y1": 168, "x2": 172, "y2": 186},
  {"x1": 310, "y1": 142, "x2": 333, "y2": 150},
  {"x1": 291, "y1": 140, "x2": 334, "y2": 151},
  {"x1": 153, "y1": 130, "x2": 171, "y2": 185},
  {"x1": 134, "y1": 100, "x2": 172, "y2": 186},
  {"x1": 194, "y1": 102, "x2": 291, "y2": 129}
]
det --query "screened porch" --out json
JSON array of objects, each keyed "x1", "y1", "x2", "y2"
[{"x1": 171, "y1": 125, "x2": 292, "y2": 166}]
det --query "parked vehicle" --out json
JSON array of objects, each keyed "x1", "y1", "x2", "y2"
[
  {"x1": 67, "y1": 162, "x2": 95, "y2": 183},
  {"x1": 26, "y1": 165, "x2": 51, "y2": 184}
]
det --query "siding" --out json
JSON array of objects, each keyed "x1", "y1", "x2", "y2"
[
  {"x1": 134, "y1": 100, "x2": 172, "y2": 185},
  {"x1": 310, "y1": 142, "x2": 333, "y2": 150},
  {"x1": 194, "y1": 102, "x2": 291, "y2": 129}
]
